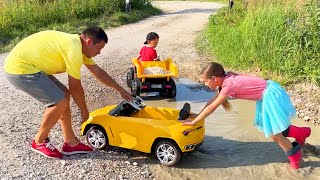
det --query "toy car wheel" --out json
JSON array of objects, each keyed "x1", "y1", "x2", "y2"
[
  {"x1": 126, "y1": 67, "x2": 134, "y2": 88},
  {"x1": 86, "y1": 126, "x2": 108, "y2": 150},
  {"x1": 131, "y1": 78, "x2": 141, "y2": 96},
  {"x1": 155, "y1": 140, "x2": 181, "y2": 166}
]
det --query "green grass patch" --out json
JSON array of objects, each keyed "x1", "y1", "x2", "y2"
[
  {"x1": 0, "y1": 0, "x2": 161, "y2": 53},
  {"x1": 152, "y1": 0, "x2": 228, "y2": 2},
  {"x1": 200, "y1": 0, "x2": 320, "y2": 85}
]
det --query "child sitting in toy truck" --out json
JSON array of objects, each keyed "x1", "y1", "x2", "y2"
[{"x1": 137, "y1": 32, "x2": 160, "y2": 61}]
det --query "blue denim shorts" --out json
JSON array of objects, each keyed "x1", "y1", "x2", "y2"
[{"x1": 5, "y1": 72, "x2": 65, "y2": 107}]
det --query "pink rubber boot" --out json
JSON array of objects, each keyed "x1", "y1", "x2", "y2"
[
  {"x1": 286, "y1": 142, "x2": 302, "y2": 169},
  {"x1": 282, "y1": 125, "x2": 311, "y2": 145}
]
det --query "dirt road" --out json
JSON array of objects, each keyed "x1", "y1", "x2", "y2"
[
  {"x1": 0, "y1": 1, "x2": 224, "y2": 179},
  {"x1": 2, "y1": 1, "x2": 319, "y2": 179}
]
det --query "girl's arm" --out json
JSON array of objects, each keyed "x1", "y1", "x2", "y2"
[
  {"x1": 193, "y1": 93, "x2": 218, "y2": 116},
  {"x1": 192, "y1": 91, "x2": 231, "y2": 117},
  {"x1": 204, "y1": 93, "x2": 218, "y2": 109},
  {"x1": 182, "y1": 93, "x2": 229, "y2": 126},
  {"x1": 189, "y1": 94, "x2": 218, "y2": 118}
]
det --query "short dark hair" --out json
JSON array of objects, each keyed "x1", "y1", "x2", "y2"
[
  {"x1": 82, "y1": 26, "x2": 108, "y2": 44},
  {"x1": 144, "y1": 32, "x2": 159, "y2": 44}
]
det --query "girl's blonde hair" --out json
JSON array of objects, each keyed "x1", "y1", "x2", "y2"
[{"x1": 201, "y1": 62, "x2": 232, "y2": 111}]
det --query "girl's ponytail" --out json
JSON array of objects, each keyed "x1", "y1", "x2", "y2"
[{"x1": 221, "y1": 98, "x2": 232, "y2": 111}]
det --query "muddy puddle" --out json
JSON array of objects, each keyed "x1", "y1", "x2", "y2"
[{"x1": 131, "y1": 78, "x2": 320, "y2": 180}]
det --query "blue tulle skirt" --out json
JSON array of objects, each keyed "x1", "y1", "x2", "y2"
[{"x1": 254, "y1": 80, "x2": 296, "y2": 137}]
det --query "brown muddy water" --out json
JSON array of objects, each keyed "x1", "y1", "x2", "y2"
[{"x1": 132, "y1": 78, "x2": 320, "y2": 180}]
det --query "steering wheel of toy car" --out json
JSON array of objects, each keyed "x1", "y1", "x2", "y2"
[{"x1": 128, "y1": 96, "x2": 145, "y2": 110}]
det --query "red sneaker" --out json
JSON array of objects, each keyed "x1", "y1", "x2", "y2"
[
  {"x1": 61, "y1": 141, "x2": 93, "y2": 155},
  {"x1": 31, "y1": 138, "x2": 63, "y2": 159}
]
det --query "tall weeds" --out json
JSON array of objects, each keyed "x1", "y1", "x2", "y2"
[
  {"x1": 204, "y1": 0, "x2": 320, "y2": 84},
  {"x1": 0, "y1": 0, "x2": 159, "y2": 53}
]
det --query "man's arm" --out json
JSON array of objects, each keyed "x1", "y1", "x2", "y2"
[
  {"x1": 85, "y1": 64, "x2": 132, "y2": 100},
  {"x1": 68, "y1": 75, "x2": 89, "y2": 123}
]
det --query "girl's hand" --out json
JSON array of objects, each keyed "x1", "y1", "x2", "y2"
[{"x1": 178, "y1": 119, "x2": 196, "y2": 126}]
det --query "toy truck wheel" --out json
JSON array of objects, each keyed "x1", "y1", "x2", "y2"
[
  {"x1": 126, "y1": 67, "x2": 134, "y2": 88},
  {"x1": 155, "y1": 140, "x2": 181, "y2": 166},
  {"x1": 160, "y1": 78, "x2": 176, "y2": 98},
  {"x1": 131, "y1": 78, "x2": 141, "y2": 96},
  {"x1": 166, "y1": 78, "x2": 176, "y2": 98},
  {"x1": 86, "y1": 126, "x2": 108, "y2": 150}
]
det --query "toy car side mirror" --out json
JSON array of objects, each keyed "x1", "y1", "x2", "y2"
[{"x1": 128, "y1": 96, "x2": 146, "y2": 110}]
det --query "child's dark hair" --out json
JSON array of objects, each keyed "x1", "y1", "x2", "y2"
[
  {"x1": 144, "y1": 32, "x2": 159, "y2": 44},
  {"x1": 201, "y1": 62, "x2": 232, "y2": 111},
  {"x1": 82, "y1": 26, "x2": 108, "y2": 44}
]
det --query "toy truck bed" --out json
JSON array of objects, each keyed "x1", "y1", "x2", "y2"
[{"x1": 132, "y1": 58, "x2": 178, "y2": 81}]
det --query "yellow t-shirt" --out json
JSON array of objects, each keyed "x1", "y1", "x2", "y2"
[{"x1": 4, "y1": 30, "x2": 96, "y2": 80}]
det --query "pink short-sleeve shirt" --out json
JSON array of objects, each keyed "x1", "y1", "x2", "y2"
[{"x1": 220, "y1": 73, "x2": 267, "y2": 101}]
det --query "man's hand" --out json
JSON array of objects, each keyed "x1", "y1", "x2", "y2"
[
  {"x1": 81, "y1": 109, "x2": 89, "y2": 124},
  {"x1": 178, "y1": 119, "x2": 196, "y2": 126}
]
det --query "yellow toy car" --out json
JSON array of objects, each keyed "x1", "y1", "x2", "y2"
[
  {"x1": 81, "y1": 97, "x2": 204, "y2": 166},
  {"x1": 126, "y1": 58, "x2": 178, "y2": 97}
]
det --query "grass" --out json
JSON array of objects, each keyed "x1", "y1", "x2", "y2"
[
  {"x1": 0, "y1": 0, "x2": 161, "y2": 53},
  {"x1": 199, "y1": 0, "x2": 320, "y2": 85},
  {"x1": 152, "y1": 0, "x2": 228, "y2": 3}
]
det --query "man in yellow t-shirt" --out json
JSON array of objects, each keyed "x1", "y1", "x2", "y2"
[{"x1": 4, "y1": 26, "x2": 132, "y2": 159}]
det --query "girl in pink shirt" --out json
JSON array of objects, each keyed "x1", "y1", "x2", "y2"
[{"x1": 180, "y1": 62, "x2": 311, "y2": 169}]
